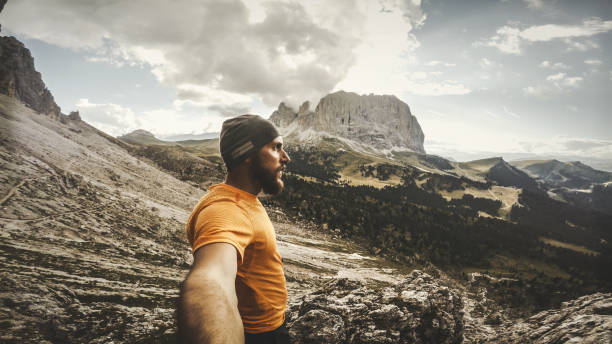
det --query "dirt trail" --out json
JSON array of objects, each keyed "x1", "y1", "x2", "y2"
[{"x1": 0, "y1": 178, "x2": 32, "y2": 206}]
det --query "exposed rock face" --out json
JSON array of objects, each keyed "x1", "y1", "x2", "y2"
[
  {"x1": 287, "y1": 270, "x2": 464, "y2": 343},
  {"x1": 492, "y1": 292, "x2": 612, "y2": 343},
  {"x1": 0, "y1": 36, "x2": 62, "y2": 120},
  {"x1": 269, "y1": 91, "x2": 425, "y2": 153},
  {"x1": 270, "y1": 102, "x2": 299, "y2": 128}
]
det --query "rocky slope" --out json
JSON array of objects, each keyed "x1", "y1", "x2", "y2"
[
  {"x1": 287, "y1": 268, "x2": 612, "y2": 343},
  {"x1": 0, "y1": 94, "x2": 198, "y2": 342},
  {"x1": 490, "y1": 292, "x2": 612, "y2": 343},
  {"x1": 269, "y1": 91, "x2": 425, "y2": 153}
]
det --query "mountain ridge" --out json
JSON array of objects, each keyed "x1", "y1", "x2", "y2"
[
  {"x1": 511, "y1": 159, "x2": 612, "y2": 189},
  {"x1": 0, "y1": 35, "x2": 62, "y2": 120}
]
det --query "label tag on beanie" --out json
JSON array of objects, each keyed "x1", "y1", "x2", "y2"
[{"x1": 232, "y1": 141, "x2": 255, "y2": 159}]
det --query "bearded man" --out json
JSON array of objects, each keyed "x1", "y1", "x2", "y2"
[{"x1": 178, "y1": 114, "x2": 291, "y2": 343}]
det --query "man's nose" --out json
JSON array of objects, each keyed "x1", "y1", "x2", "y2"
[{"x1": 281, "y1": 149, "x2": 290, "y2": 163}]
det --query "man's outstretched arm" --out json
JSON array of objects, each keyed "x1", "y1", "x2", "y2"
[{"x1": 178, "y1": 243, "x2": 244, "y2": 344}]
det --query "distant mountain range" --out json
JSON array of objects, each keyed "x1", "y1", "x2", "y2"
[
  {"x1": 119, "y1": 130, "x2": 220, "y2": 144},
  {"x1": 119, "y1": 123, "x2": 611, "y2": 205},
  {"x1": 119, "y1": 125, "x2": 612, "y2": 215},
  {"x1": 511, "y1": 159, "x2": 612, "y2": 189},
  {"x1": 117, "y1": 98, "x2": 612, "y2": 211},
  {"x1": 457, "y1": 157, "x2": 539, "y2": 191}
]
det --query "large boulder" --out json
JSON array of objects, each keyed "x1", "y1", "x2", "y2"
[{"x1": 287, "y1": 270, "x2": 464, "y2": 343}]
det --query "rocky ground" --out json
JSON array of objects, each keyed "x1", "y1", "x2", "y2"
[{"x1": 1, "y1": 94, "x2": 611, "y2": 343}]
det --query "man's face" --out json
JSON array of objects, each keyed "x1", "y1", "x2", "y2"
[{"x1": 251, "y1": 136, "x2": 290, "y2": 195}]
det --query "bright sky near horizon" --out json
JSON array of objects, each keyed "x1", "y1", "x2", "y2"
[{"x1": 1, "y1": 0, "x2": 611, "y2": 169}]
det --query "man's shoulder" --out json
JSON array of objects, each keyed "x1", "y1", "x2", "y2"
[
  {"x1": 191, "y1": 184, "x2": 259, "y2": 229},
  {"x1": 199, "y1": 187, "x2": 239, "y2": 207},
  {"x1": 199, "y1": 196, "x2": 244, "y2": 213}
]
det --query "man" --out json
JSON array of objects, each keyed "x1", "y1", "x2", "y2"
[{"x1": 178, "y1": 114, "x2": 291, "y2": 344}]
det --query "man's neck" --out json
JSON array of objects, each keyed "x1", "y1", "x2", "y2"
[{"x1": 224, "y1": 169, "x2": 261, "y2": 196}]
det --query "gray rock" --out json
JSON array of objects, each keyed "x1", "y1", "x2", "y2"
[
  {"x1": 288, "y1": 270, "x2": 464, "y2": 344},
  {"x1": 491, "y1": 292, "x2": 612, "y2": 344},
  {"x1": 289, "y1": 310, "x2": 346, "y2": 344},
  {"x1": 270, "y1": 102, "x2": 299, "y2": 128},
  {"x1": 68, "y1": 111, "x2": 81, "y2": 121}
]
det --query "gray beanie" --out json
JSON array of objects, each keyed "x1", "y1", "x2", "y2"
[{"x1": 219, "y1": 114, "x2": 280, "y2": 170}]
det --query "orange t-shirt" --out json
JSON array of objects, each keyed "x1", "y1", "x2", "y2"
[{"x1": 185, "y1": 183, "x2": 287, "y2": 334}]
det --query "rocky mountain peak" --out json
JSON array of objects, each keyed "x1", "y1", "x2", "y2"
[
  {"x1": 298, "y1": 101, "x2": 311, "y2": 115},
  {"x1": 570, "y1": 161, "x2": 588, "y2": 168},
  {"x1": 118, "y1": 129, "x2": 165, "y2": 145},
  {"x1": 130, "y1": 129, "x2": 156, "y2": 137},
  {"x1": 0, "y1": 36, "x2": 62, "y2": 120},
  {"x1": 270, "y1": 90, "x2": 425, "y2": 153},
  {"x1": 270, "y1": 102, "x2": 298, "y2": 128}
]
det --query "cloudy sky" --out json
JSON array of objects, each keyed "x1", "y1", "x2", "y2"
[{"x1": 2, "y1": 0, "x2": 611, "y2": 169}]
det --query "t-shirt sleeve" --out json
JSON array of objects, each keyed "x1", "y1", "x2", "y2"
[{"x1": 190, "y1": 201, "x2": 254, "y2": 265}]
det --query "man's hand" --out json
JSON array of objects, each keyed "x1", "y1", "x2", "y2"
[{"x1": 178, "y1": 243, "x2": 244, "y2": 344}]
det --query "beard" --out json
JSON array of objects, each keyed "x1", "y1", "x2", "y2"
[{"x1": 252, "y1": 156, "x2": 284, "y2": 195}]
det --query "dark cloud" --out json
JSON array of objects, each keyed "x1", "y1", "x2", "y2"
[
  {"x1": 564, "y1": 139, "x2": 612, "y2": 151},
  {"x1": 2, "y1": 0, "x2": 359, "y2": 106},
  {"x1": 208, "y1": 104, "x2": 251, "y2": 118}
]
